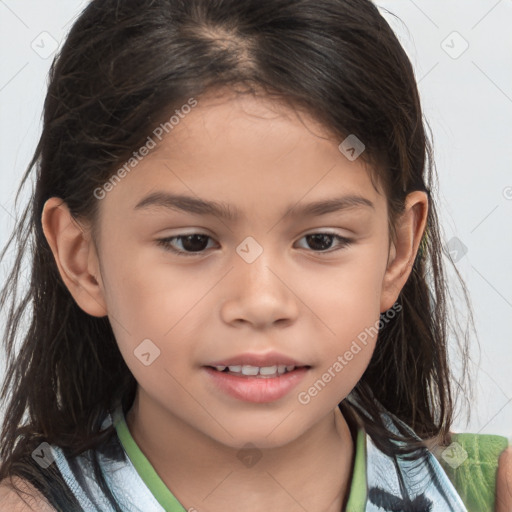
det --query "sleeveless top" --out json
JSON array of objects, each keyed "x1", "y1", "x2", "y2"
[{"x1": 46, "y1": 400, "x2": 479, "y2": 512}]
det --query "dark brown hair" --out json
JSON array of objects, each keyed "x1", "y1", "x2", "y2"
[{"x1": 0, "y1": 0, "x2": 474, "y2": 509}]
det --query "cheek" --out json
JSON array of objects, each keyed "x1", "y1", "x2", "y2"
[
  {"x1": 300, "y1": 246, "x2": 387, "y2": 333},
  {"x1": 295, "y1": 247, "x2": 387, "y2": 393},
  {"x1": 98, "y1": 240, "x2": 210, "y2": 385},
  {"x1": 100, "y1": 235, "x2": 211, "y2": 335}
]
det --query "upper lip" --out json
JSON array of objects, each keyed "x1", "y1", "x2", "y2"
[{"x1": 206, "y1": 351, "x2": 310, "y2": 368}]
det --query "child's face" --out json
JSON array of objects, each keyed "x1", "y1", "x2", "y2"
[{"x1": 84, "y1": 90, "x2": 402, "y2": 447}]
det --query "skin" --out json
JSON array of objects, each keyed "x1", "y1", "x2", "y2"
[
  {"x1": 496, "y1": 446, "x2": 512, "y2": 512},
  {"x1": 41, "y1": 89, "x2": 429, "y2": 512},
  {"x1": 0, "y1": 477, "x2": 55, "y2": 512}
]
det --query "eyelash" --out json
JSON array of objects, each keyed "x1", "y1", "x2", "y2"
[{"x1": 156, "y1": 232, "x2": 353, "y2": 257}]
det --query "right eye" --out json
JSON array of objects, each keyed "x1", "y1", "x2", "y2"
[{"x1": 156, "y1": 234, "x2": 217, "y2": 256}]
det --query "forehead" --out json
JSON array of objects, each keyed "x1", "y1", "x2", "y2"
[
  {"x1": 98, "y1": 89, "x2": 386, "y2": 221},
  {"x1": 155, "y1": 89, "x2": 338, "y2": 162}
]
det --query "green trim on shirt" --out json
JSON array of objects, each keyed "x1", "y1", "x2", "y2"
[
  {"x1": 345, "y1": 425, "x2": 368, "y2": 511},
  {"x1": 113, "y1": 406, "x2": 367, "y2": 511},
  {"x1": 112, "y1": 407, "x2": 187, "y2": 512}
]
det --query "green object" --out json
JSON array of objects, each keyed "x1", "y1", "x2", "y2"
[
  {"x1": 345, "y1": 425, "x2": 367, "y2": 511},
  {"x1": 434, "y1": 432, "x2": 510, "y2": 512}
]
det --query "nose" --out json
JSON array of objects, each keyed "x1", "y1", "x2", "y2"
[{"x1": 219, "y1": 247, "x2": 299, "y2": 330}]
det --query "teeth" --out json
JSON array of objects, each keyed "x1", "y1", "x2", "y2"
[
  {"x1": 259, "y1": 365, "x2": 277, "y2": 375},
  {"x1": 214, "y1": 364, "x2": 297, "y2": 376},
  {"x1": 241, "y1": 365, "x2": 260, "y2": 376}
]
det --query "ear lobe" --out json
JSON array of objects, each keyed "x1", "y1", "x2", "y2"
[
  {"x1": 380, "y1": 191, "x2": 428, "y2": 312},
  {"x1": 41, "y1": 197, "x2": 107, "y2": 317}
]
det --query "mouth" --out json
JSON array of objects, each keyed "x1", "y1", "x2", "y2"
[{"x1": 203, "y1": 364, "x2": 311, "y2": 403}]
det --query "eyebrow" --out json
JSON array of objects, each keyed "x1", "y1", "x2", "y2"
[{"x1": 134, "y1": 192, "x2": 374, "y2": 221}]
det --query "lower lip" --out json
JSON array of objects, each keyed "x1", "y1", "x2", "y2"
[{"x1": 203, "y1": 367, "x2": 309, "y2": 403}]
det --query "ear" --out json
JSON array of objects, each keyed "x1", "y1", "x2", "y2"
[
  {"x1": 380, "y1": 190, "x2": 428, "y2": 312},
  {"x1": 41, "y1": 197, "x2": 107, "y2": 317}
]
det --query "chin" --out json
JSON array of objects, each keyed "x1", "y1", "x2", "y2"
[{"x1": 204, "y1": 419, "x2": 309, "y2": 452}]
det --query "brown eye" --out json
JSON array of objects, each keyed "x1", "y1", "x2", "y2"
[
  {"x1": 156, "y1": 231, "x2": 352, "y2": 257},
  {"x1": 296, "y1": 233, "x2": 352, "y2": 253},
  {"x1": 156, "y1": 234, "x2": 215, "y2": 256}
]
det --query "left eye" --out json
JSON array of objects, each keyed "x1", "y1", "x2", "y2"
[
  {"x1": 296, "y1": 233, "x2": 353, "y2": 252},
  {"x1": 156, "y1": 232, "x2": 352, "y2": 256}
]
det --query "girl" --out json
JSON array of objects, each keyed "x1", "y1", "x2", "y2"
[{"x1": 0, "y1": 1, "x2": 510, "y2": 511}]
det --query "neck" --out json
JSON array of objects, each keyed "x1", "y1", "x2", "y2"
[{"x1": 125, "y1": 392, "x2": 356, "y2": 512}]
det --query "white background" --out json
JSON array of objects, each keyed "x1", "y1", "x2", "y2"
[{"x1": 0, "y1": 1, "x2": 511, "y2": 439}]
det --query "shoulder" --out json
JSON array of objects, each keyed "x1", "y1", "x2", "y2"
[
  {"x1": 497, "y1": 445, "x2": 512, "y2": 512},
  {"x1": 0, "y1": 476, "x2": 56, "y2": 512}
]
